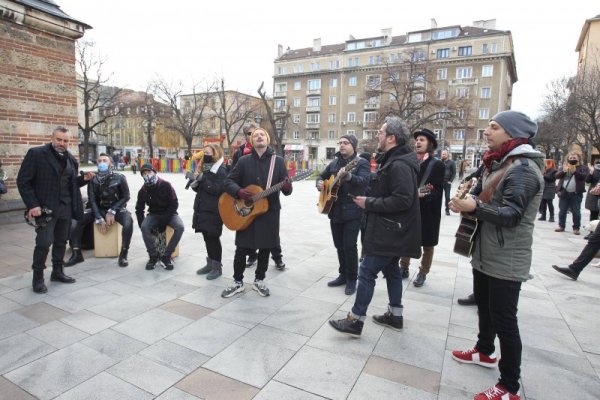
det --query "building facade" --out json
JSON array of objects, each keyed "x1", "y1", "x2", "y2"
[
  {"x1": 273, "y1": 20, "x2": 516, "y2": 166},
  {"x1": 576, "y1": 14, "x2": 600, "y2": 78}
]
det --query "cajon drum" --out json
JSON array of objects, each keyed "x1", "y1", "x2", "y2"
[
  {"x1": 165, "y1": 226, "x2": 179, "y2": 258},
  {"x1": 94, "y1": 223, "x2": 122, "y2": 257}
]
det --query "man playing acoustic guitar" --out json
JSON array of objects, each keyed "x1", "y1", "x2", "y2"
[
  {"x1": 221, "y1": 128, "x2": 292, "y2": 298},
  {"x1": 449, "y1": 111, "x2": 543, "y2": 400},
  {"x1": 316, "y1": 134, "x2": 371, "y2": 295}
]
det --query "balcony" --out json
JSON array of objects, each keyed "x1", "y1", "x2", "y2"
[
  {"x1": 274, "y1": 106, "x2": 287, "y2": 114},
  {"x1": 306, "y1": 137, "x2": 321, "y2": 144},
  {"x1": 306, "y1": 89, "x2": 321, "y2": 96},
  {"x1": 449, "y1": 78, "x2": 479, "y2": 86},
  {"x1": 274, "y1": 91, "x2": 287, "y2": 98},
  {"x1": 306, "y1": 106, "x2": 320, "y2": 112},
  {"x1": 305, "y1": 123, "x2": 320, "y2": 129},
  {"x1": 363, "y1": 102, "x2": 380, "y2": 110}
]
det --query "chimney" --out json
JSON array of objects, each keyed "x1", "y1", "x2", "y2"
[
  {"x1": 473, "y1": 19, "x2": 496, "y2": 29},
  {"x1": 277, "y1": 44, "x2": 283, "y2": 57},
  {"x1": 381, "y1": 28, "x2": 392, "y2": 45},
  {"x1": 313, "y1": 38, "x2": 321, "y2": 52},
  {"x1": 431, "y1": 18, "x2": 438, "y2": 28}
]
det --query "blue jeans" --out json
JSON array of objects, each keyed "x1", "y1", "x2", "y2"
[
  {"x1": 351, "y1": 255, "x2": 402, "y2": 317},
  {"x1": 558, "y1": 192, "x2": 583, "y2": 229},
  {"x1": 330, "y1": 219, "x2": 361, "y2": 281},
  {"x1": 443, "y1": 182, "x2": 452, "y2": 212}
]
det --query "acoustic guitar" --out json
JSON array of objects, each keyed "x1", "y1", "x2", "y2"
[
  {"x1": 219, "y1": 170, "x2": 312, "y2": 231},
  {"x1": 453, "y1": 178, "x2": 479, "y2": 257},
  {"x1": 318, "y1": 158, "x2": 360, "y2": 214}
]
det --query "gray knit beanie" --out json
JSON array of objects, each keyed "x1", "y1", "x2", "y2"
[
  {"x1": 491, "y1": 111, "x2": 537, "y2": 139},
  {"x1": 340, "y1": 134, "x2": 358, "y2": 152}
]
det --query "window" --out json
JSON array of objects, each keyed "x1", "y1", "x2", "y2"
[
  {"x1": 432, "y1": 29, "x2": 458, "y2": 39},
  {"x1": 307, "y1": 97, "x2": 320, "y2": 107},
  {"x1": 366, "y1": 74, "x2": 382, "y2": 88},
  {"x1": 456, "y1": 67, "x2": 473, "y2": 79},
  {"x1": 348, "y1": 57, "x2": 360, "y2": 67},
  {"x1": 275, "y1": 82, "x2": 287, "y2": 92},
  {"x1": 363, "y1": 130, "x2": 377, "y2": 139},
  {"x1": 453, "y1": 129, "x2": 465, "y2": 140},
  {"x1": 328, "y1": 113, "x2": 336, "y2": 123},
  {"x1": 277, "y1": 66, "x2": 287, "y2": 75},
  {"x1": 479, "y1": 108, "x2": 489, "y2": 120},
  {"x1": 293, "y1": 64, "x2": 303, "y2": 73},
  {"x1": 329, "y1": 60, "x2": 341, "y2": 69},
  {"x1": 275, "y1": 99, "x2": 286, "y2": 109},
  {"x1": 346, "y1": 130, "x2": 356, "y2": 136},
  {"x1": 458, "y1": 46, "x2": 472, "y2": 56},
  {"x1": 294, "y1": 81, "x2": 301, "y2": 90},
  {"x1": 328, "y1": 130, "x2": 336, "y2": 139},
  {"x1": 437, "y1": 89, "x2": 446, "y2": 100},
  {"x1": 306, "y1": 114, "x2": 320, "y2": 123},
  {"x1": 368, "y1": 55, "x2": 382, "y2": 65},
  {"x1": 293, "y1": 97, "x2": 301, "y2": 107},
  {"x1": 309, "y1": 131, "x2": 320, "y2": 140},
  {"x1": 330, "y1": 78, "x2": 337, "y2": 88},
  {"x1": 293, "y1": 131, "x2": 300, "y2": 139},
  {"x1": 364, "y1": 111, "x2": 378, "y2": 123},
  {"x1": 348, "y1": 95, "x2": 356, "y2": 104},
  {"x1": 437, "y1": 48, "x2": 449, "y2": 58},
  {"x1": 326, "y1": 147, "x2": 336, "y2": 159},
  {"x1": 433, "y1": 129, "x2": 442, "y2": 139},
  {"x1": 410, "y1": 50, "x2": 425, "y2": 62},
  {"x1": 389, "y1": 53, "x2": 401, "y2": 63},
  {"x1": 308, "y1": 79, "x2": 321, "y2": 91},
  {"x1": 329, "y1": 95, "x2": 337, "y2": 105},
  {"x1": 293, "y1": 114, "x2": 300, "y2": 123},
  {"x1": 482, "y1": 65, "x2": 493, "y2": 77},
  {"x1": 437, "y1": 68, "x2": 447, "y2": 80},
  {"x1": 481, "y1": 87, "x2": 491, "y2": 98},
  {"x1": 310, "y1": 62, "x2": 320, "y2": 71},
  {"x1": 477, "y1": 129, "x2": 485, "y2": 140},
  {"x1": 348, "y1": 76, "x2": 357, "y2": 86},
  {"x1": 482, "y1": 43, "x2": 497, "y2": 54},
  {"x1": 347, "y1": 112, "x2": 356, "y2": 122},
  {"x1": 456, "y1": 109, "x2": 466, "y2": 119}
]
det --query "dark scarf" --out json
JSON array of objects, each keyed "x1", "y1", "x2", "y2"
[{"x1": 482, "y1": 138, "x2": 528, "y2": 171}]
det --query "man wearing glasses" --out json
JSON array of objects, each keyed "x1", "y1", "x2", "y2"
[{"x1": 316, "y1": 134, "x2": 371, "y2": 295}]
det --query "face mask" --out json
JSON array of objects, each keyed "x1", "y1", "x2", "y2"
[
  {"x1": 568, "y1": 160, "x2": 578, "y2": 165},
  {"x1": 97, "y1": 162, "x2": 109, "y2": 172},
  {"x1": 143, "y1": 173, "x2": 158, "y2": 186},
  {"x1": 203, "y1": 154, "x2": 214, "y2": 163}
]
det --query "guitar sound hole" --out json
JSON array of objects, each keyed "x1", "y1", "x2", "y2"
[{"x1": 235, "y1": 202, "x2": 253, "y2": 217}]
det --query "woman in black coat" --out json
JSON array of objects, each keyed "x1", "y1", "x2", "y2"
[
  {"x1": 585, "y1": 160, "x2": 600, "y2": 222},
  {"x1": 192, "y1": 144, "x2": 227, "y2": 280},
  {"x1": 539, "y1": 159, "x2": 557, "y2": 222}
]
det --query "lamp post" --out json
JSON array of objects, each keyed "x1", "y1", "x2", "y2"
[{"x1": 254, "y1": 113, "x2": 263, "y2": 125}]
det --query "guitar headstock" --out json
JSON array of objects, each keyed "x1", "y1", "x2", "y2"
[
  {"x1": 457, "y1": 177, "x2": 477, "y2": 199},
  {"x1": 343, "y1": 158, "x2": 360, "y2": 173}
]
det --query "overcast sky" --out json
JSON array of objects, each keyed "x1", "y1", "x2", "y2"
[{"x1": 58, "y1": 0, "x2": 597, "y2": 119}]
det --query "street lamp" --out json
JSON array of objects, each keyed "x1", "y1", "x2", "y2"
[{"x1": 254, "y1": 113, "x2": 263, "y2": 125}]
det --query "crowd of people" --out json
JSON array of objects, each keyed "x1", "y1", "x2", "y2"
[{"x1": 14, "y1": 109, "x2": 600, "y2": 400}]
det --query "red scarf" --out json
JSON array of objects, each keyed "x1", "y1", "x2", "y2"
[
  {"x1": 243, "y1": 142, "x2": 253, "y2": 155},
  {"x1": 482, "y1": 138, "x2": 528, "y2": 171}
]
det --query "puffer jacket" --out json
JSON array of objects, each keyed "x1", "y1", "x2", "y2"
[
  {"x1": 362, "y1": 144, "x2": 421, "y2": 258},
  {"x1": 470, "y1": 144, "x2": 543, "y2": 282}
]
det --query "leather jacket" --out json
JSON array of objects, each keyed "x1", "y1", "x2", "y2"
[{"x1": 88, "y1": 172, "x2": 130, "y2": 219}]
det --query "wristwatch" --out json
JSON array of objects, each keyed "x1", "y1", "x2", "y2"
[
  {"x1": 95, "y1": 218, "x2": 105, "y2": 224},
  {"x1": 108, "y1": 209, "x2": 117, "y2": 215}
]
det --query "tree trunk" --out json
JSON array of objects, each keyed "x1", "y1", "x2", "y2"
[{"x1": 82, "y1": 131, "x2": 90, "y2": 163}]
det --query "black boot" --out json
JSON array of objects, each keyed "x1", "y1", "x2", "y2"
[
  {"x1": 537, "y1": 215, "x2": 546, "y2": 221},
  {"x1": 272, "y1": 257, "x2": 286, "y2": 271},
  {"x1": 32, "y1": 270, "x2": 47, "y2": 293},
  {"x1": 50, "y1": 265, "x2": 76, "y2": 284},
  {"x1": 118, "y1": 248, "x2": 129, "y2": 267},
  {"x1": 548, "y1": 216, "x2": 555, "y2": 222},
  {"x1": 65, "y1": 249, "x2": 84, "y2": 267}
]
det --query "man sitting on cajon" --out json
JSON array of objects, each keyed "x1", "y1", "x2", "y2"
[{"x1": 66, "y1": 153, "x2": 133, "y2": 267}]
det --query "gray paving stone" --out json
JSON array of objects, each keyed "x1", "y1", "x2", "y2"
[
  {"x1": 108, "y1": 354, "x2": 185, "y2": 395},
  {"x1": 54, "y1": 372, "x2": 154, "y2": 400},
  {"x1": 159, "y1": 299, "x2": 213, "y2": 320},
  {"x1": 15, "y1": 302, "x2": 70, "y2": 324},
  {"x1": 261, "y1": 296, "x2": 339, "y2": 336},
  {"x1": 166, "y1": 316, "x2": 248, "y2": 356},
  {"x1": 140, "y1": 340, "x2": 209, "y2": 374},
  {"x1": 348, "y1": 373, "x2": 437, "y2": 400},
  {"x1": 4, "y1": 342, "x2": 116, "y2": 400},
  {"x1": 204, "y1": 336, "x2": 296, "y2": 388},
  {"x1": 118, "y1": 268, "x2": 177, "y2": 288},
  {"x1": 439, "y1": 350, "x2": 498, "y2": 396},
  {"x1": 0, "y1": 295, "x2": 22, "y2": 315},
  {"x1": 0, "y1": 375, "x2": 36, "y2": 400},
  {"x1": 112, "y1": 308, "x2": 193, "y2": 344},
  {"x1": 155, "y1": 387, "x2": 201, "y2": 400},
  {"x1": 254, "y1": 380, "x2": 326, "y2": 400},
  {"x1": 44, "y1": 286, "x2": 120, "y2": 313},
  {"x1": 0, "y1": 273, "x2": 35, "y2": 290},
  {"x1": 0, "y1": 333, "x2": 55, "y2": 374},
  {"x1": 80, "y1": 328, "x2": 148, "y2": 361},
  {"x1": 244, "y1": 324, "x2": 309, "y2": 352},
  {"x1": 522, "y1": 360, "x2": 600, "y2": 400},
  {"x1": 0, "y1": 311, "x2": 39, "y2": 340},
  {"x1": 209, "y1": 296, "x2": 279, "y2": 329},
  {"x1": 0, "y1": 284, "x2": 13, "y2": 295},
  {"x1": 26, "y1": 320, "x2": 88, "y2": 348},
  {"x1": 87, "y1": 293, "x2": 163, "y2": 322},
  {"x1": 60, "y1": 309, "x2": 117, "y2": 334},
  {"x1": 179, "y1": 283, "x2": 237, "y2": 310},
  {"x1": 275, "y1": 346, "x2": 365, "y2": 400},
  {"x1": 136, "y1": 278, "x2": 199, "y2": 302},
  {"x1": 373, "y1": 328, "x2": 446, "y2": 373}
]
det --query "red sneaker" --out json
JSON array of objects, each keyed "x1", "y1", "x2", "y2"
[
  {"x1": 473, "y1": 384, "x2": 520, "y2": 400},
  {"x1": 452, "y1": 346, "x2": 497, "y2": 368}
]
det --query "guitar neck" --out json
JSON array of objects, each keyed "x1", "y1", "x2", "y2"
[{"x1": 251, "y1": 172, "x2": 308, "y2": 201}]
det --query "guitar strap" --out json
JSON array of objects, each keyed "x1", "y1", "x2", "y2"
[
  {"x1": 419, "y1": 158, "x2": 437, "y2": 188},
  {"x1": 478, "y1": 156, "x2": 522, "y2": 203},
  {"x1": 266, "y1": 155, "x2": 276, "y2": 189}
]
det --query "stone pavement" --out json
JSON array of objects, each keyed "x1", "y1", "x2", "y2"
[{"x1": 0, "y1": 172, "x2": 599, "y2": 400}]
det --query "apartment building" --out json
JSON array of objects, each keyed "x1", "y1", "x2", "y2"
[
  {"x1": 273, "y1": 19, "x2": 517, "y2": 166},
  {"x1": 576, "y1": 14, "x2": 600, "y2": 80}
]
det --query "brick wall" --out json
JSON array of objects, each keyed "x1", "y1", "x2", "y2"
[{"x1": 0, "y1": 18, "x2": 80, "y2": 201}]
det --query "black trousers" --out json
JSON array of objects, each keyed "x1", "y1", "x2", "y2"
[
  {"x1": 331, "y1": 219, "x2": 361, "y2": 281},
  {"x1": 570, "y1": 221, "x2": 600, "y2": 274},
  {"x1": 248, "y1": 244, "x2": 282, "y2": 262},
  {"x1": 202, "y1": 233, "x2": 222, "y2": 262},
  {"x1": 33, "y1": 217, "x2": 71, "y2": 270},
  {"x1": 443, "y1": 182, "x2": 452, "y2": 212},
  {"x1": 234, "y1": 247, "x2": 272, "y2": 282},
  {"x1": 538, "y1": 199, "x2": 554, "y2": 218},
  {"x1": 473, "y1": 268, "x2": 522, "y2": 394}
]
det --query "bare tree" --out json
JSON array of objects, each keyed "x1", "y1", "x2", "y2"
[
  {"x1": 258, "y1": 81, "x2": 290, "y2": 155},
  {"x1": 153, "y1": 79, "x2": 213, "y2": 156},
  {"x1": 212, "y1": 78, "x2": 258, "y2": 148},
  {"x1": 76, "y1": 40, "x2": 122, "y2": 162},
  {"x1": 572, "y1": 59, "x2": 600, "y2": 156}
]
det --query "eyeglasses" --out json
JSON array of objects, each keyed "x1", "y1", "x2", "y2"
[{"x1": 337, "y1": 141, "x2": 351, "y2": 146}]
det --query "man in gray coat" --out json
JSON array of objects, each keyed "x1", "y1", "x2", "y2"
[{"x1": 450, "y1": 111, "x2": 543, "y2": 400}]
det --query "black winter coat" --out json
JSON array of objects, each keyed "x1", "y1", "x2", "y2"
[
  {"x1": 542, "y1": 168, "x2": 557, "y2": 200},
  {"x1": 135, "y1": 177, "x2": 178, "y2": 227},
  {"x1": 417, "y1": 157, "x2": 445, "y2": 247},
  {"x1": 17, "y1": 143, "x2": 86, "y2": 220},
  {"x1": 224, "y1": 147, "x2": 291, "y2": 249},
  {"x1": 319, "y1": 153, "x2": 371, "y2": 222},
  {"x1": 192, "y1": 162, "x2": 227, "y2": 237},
  {"x1": 362, "y1": 144, "x2": 422, "y2": 258},
  {"x1": 585, "y1": 168, "x2": 600, "y2": 211},
  {"x1": 88, "y1": 172, "x2": 130, "y2": 219}
]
